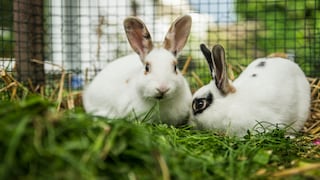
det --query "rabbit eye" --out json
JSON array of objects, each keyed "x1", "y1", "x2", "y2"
[
  {"x1": 193, "y1": 99, "x2": 207, "y2": 112},
  {"x1": 174, "y1": 64, "x2": 177, "y2": 73},
  {"x1": 192, "y1": 93, "x2": 213, "y2": 115},
  {"x1": 145, "y1": 63, "x2": 150, "y2": 74}
]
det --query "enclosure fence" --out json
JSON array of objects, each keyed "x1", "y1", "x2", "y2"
[{"x1": 0, "y1": 0, "x2": 319, "y2": 93}]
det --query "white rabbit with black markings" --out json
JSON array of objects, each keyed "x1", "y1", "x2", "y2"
[
  {"x1": 83, "y1": 15, "x2": 193, "y2": 126},
  {"x1": 191, "y1": 44, "x2": 310, "y2": 136}
]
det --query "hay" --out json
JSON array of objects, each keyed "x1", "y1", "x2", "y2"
[
  {"x1": 305, "y1": 78, "x2": 320, "y2": 136},
  {"x1": 0, "y1": 68, "x2": 29, "y2": 100}
]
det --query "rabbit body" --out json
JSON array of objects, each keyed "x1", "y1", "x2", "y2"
[
  {"x1": 192, "y1": 44, "x2": 310, "y2": 136},
  {"x1": 83, "y1": 15, "x2": 193, "y2": 126},
  {"x1": 83, "y1": 51, "x2": 192, "y2": 125},
  {"x1": 83, "y1": 54, "x2": 145, "y2": 118}
]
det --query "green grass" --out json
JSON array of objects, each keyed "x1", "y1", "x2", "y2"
[{"x1": 0, "y1": 96, "x2": 319, "y2": 180}]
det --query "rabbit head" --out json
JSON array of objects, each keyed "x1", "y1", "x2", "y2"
[
  {"x1": 192, "y1": 44, "x2": 235, "y2": 113},
  {"x1": 123, "y1": 15, "x2": 192, "y2": 101},
  {"x1": 191, "y1": 44, "x2": 236, "y2": 128}
]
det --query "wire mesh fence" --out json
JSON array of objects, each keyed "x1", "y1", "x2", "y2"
[{"x1": 1, "y1": 0, "x2": 319, "y2": 94}]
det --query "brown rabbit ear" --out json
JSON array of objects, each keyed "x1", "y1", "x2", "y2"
[
  {"x1": 211, "y1": 44, "x2": 236, "y2": 95},
  {"x1": 163, "y1": 15, "x2": 192, "y2": 56},
  {"x1": 124, "y1": 17, "x2": 153, "y2": 60}
]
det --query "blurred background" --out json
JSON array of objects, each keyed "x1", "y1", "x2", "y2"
[{"x1": 1, "y1": 0, "x2": 319, "y2": 93}]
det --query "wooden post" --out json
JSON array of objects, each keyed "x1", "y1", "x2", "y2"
[{"x1": 13, "y1": 0, "x2": 45, "y2": 91}]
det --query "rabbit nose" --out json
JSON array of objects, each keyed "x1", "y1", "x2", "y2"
[
  {"x1": 155, "y1": 86, "x2": 170, "y2": 99},
  {"x1": 156, "y1": 86, "x2": 169, "y2": 94}
]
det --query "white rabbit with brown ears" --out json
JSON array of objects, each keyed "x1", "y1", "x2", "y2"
[
  {"x1": 83, "y1": 15, "x2": 193, "y2": 126},
  {"x1": 191, "y1": 44, "x2": 310, "y2": 136}
]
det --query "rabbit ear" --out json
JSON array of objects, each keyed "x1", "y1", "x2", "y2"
[
  {"x1": 124, "y1": 17, "x2": 153, "y2": 60},
  {"x1": 163, "y1": 15, "x2": 192, "y2": 56},
  {"x1": 200, "y1": 44, "x2": 214, "y2": 79},
  {"x1": 211, "y1": 44, "x2": 236, "y2": 95}
]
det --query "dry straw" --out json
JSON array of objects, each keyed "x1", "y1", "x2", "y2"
[{"x1": 305, "y1": 77, "x2": 320, "y2": 136}]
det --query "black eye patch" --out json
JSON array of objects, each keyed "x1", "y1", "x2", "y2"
[{"x1": 192, "y1": 93, "x2": 213, "y2": 115}]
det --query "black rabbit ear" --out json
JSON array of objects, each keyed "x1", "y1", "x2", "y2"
[
  {"x1": 200, "y1": 44, "x2": 214, "y2": 78},
  {"x1": 211, "y1": 44, "x2": 236, "y2": 95}
]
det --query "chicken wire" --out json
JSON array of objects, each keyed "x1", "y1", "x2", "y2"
[{"x1": 0, "y1": 0, "x2": 319, "y2": 92}]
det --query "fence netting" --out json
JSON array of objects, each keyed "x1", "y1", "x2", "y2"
[{"x1": 0, "y1": 0, "x2": 319, "y2": 93}]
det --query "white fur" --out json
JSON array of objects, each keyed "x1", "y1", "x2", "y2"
[
  {"x1": 192, "y1": 57, "x2": 310, "y2": 136},
  {"x1": 83, "y1": 16, "x2": 193, "y2": 126}
]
